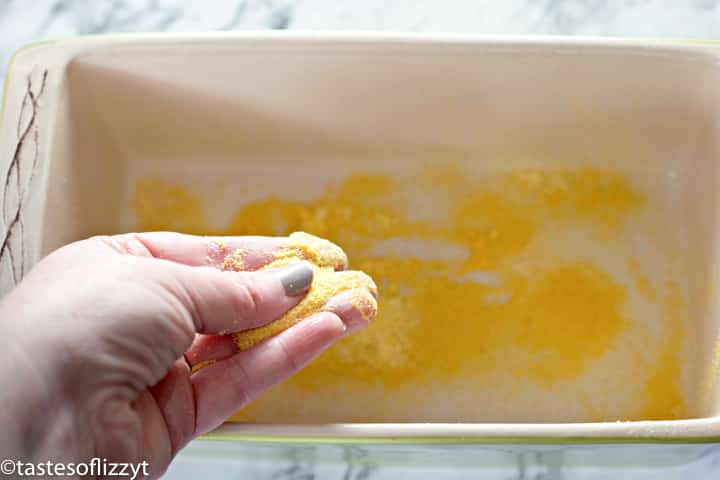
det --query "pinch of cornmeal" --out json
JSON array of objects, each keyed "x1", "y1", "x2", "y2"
[
  {"x1": 354, "y1": 294, "x2": 378, "y2": 322},
  {"x1": 275, "y1": 232, "x2": 349, "y2": 269},
  {"x1": 232, "y1": 232, "x2": 377, "y2": 351},
  {"x1": 205, "y1": 240, "x2": 231, "y2": 268},
  {"x1": 221, "y1": 248, "x2": 247, "y2": 271}
]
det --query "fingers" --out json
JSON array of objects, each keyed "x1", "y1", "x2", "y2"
[
  {"x1": 233, "y1": 268, "x2": 378, "y2": 352},
  {"x1": 97, "y1": 231, "x2": 348, "y2": 272},
  {"x1": 148, "y1": 358, "x2": 195, "y2": 455},
  {"x1": 191, "y1": 311, "x2": 346, "y2": 435},
  {"x1": 162, "y1": 260, "x2": 314, "y2": 335},
  {"x1": 99, "y1": 232, "x2": 286, "y2": 270},
  {"x1": 323, "y1": 288, "x2": 378, "y2": 335},
  {"x1": 184, "y1": 287, "x2": 378, "y2": 370},
  {"x1": 157, "y1": 288, "x2": 378, "y2": 450},
  {"x1": 184, "y1": 335, "x2": 236, "y2": 372}
]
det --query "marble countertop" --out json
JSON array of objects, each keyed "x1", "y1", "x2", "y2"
[
  {"x1": 2, "y1": 1, "x2": 720, "y2": 479},
  {"x1": 4, "y1": 0, "x2": 720, "y2": 81}
]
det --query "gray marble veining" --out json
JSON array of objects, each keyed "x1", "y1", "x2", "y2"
[
  {"x1": 4, "y1": 0, "x2": 720, "y2": 81},
  {"x1": 2, "y1": 1, "x2": 720, "y2": 479}
]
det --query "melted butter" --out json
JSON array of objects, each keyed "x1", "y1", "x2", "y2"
[{"x1": 133, "y1": 165, "x2": 689, "y2": 422}]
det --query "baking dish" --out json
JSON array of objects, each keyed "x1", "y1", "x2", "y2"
[{"x1": 2, "y1": 35, "x2": 720, "y2": 467}]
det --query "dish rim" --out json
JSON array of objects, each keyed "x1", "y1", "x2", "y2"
[{"x1": 3, "y1": 32, "x2": 720, "y2": 442}]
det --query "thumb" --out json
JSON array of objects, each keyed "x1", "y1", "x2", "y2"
[
  {"x1": 145, "y1": 258, "x2": 315, "y2": 353},
  {"x1": 46, "y1": 254, "x2": 315, "y2": 390},
  {"x1": 3, "y1": 237, "x2": 314, "y2": 392}
]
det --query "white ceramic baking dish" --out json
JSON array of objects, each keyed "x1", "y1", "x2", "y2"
[{"x1": 2, "y1": 35, "x2": 720, "y2": 466}]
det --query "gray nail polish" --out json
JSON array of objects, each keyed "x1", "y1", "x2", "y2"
[{"x1": 273, "y1": 261, "x2": 314, "y2": 295}]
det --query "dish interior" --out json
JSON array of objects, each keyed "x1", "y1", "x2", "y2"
[{"x1": 44, "y1": 42, "x2": 720, "y2": 423}]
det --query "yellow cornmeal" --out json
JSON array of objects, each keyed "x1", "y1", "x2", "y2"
[
  {"x1": 134, "y1": 164, "x2": 689, "y2": 422},
  {"x1": 276, "y1": 231, "x2": 349, "y2": 268},
  {"x1": 638, "y1": 281, "x2": 686, "y2": 420},
  {"x1": 232, "y1": 233, "x2": 377, "y2": 351},
  {"x1": 220, "y1": 248, "x2": 245, "y2": 271},
  {"x1": 133, "y1": 178, "x2": 207, "y2": 233},
  {"x1": 348, "y1": 292, "x2": 377, "y2": 323},
  {"x1": 190, "y1": 359, "x2": 216, "y2": 374}
]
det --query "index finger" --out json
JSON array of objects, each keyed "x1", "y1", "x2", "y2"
[
  {"x1": 111, "y1": 232, "x2": 284, "y2": 270},
  {"x1": 100, "y1": 232, "x2": 348, "y2": 272}
]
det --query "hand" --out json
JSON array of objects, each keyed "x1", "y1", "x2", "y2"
[{"x1": 0, "y1": 232, "x2": 377, "y2": 477}]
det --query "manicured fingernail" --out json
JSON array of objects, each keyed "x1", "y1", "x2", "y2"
[{"x1": 271, "y1": 261, "x2": 314, "y2": 295}]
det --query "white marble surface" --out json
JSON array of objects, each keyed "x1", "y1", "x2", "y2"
[
  {"x1": 3, "y1": 0, "x2": 720, "y2": 478},
  {"x1": 4, "y1": 0, "x2": 720, "y2": 81}
]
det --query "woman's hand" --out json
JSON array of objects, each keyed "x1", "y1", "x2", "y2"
[{"x1": 0, "y1": 232, "x2": 376, "y2": 477}]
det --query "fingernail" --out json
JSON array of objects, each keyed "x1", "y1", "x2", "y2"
[{"x1": 271, "y1": 261, "x2": 314, "y2": 295}]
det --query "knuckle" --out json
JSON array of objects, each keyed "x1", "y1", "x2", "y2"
[
  {"x1": 231, "y1": 279, "x2": 264, "y2": 323},
  {"x1": 91, "y1": 233, "x2": 153, "y2": 257},
  {"x1": 227, "y1": 360, "x2": 252, "y2": 407},
  {"x1": 168, "y1": 280, "x2": 204, "y2": 337},
  {"x1": 88, "y1": 234, "x2": 125, "y2": 253},
  {"x1": 274, "y1": 335, "x2": 301, "y2": 373}
]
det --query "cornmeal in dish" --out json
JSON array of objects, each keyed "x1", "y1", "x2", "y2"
[{"x1": 134, "y1": 164, "x2": 692, "y2": 423}]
